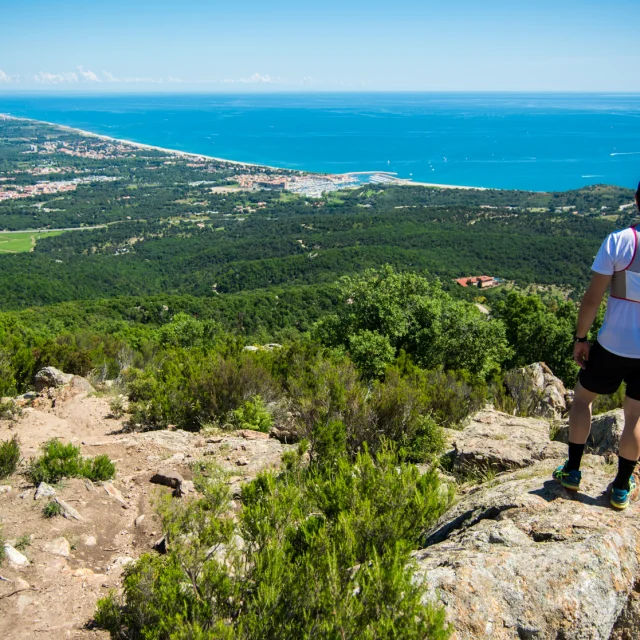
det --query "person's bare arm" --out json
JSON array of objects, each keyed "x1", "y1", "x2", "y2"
[{"x1": 573, "y1": 272, "x2": 612, "y2": 368}]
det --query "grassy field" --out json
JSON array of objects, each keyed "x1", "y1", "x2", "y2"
[{"x1": 0, "y1": 231, "x2": 63, "y2": 253}]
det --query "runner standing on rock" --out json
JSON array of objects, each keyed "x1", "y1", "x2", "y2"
[{"x1": 554, "y1": 182, "x2": 640, "y2": 509}]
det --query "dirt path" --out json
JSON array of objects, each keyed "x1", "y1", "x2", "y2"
[{"x1": 0, "y1": 383, "x2": 290, "y2": 639}]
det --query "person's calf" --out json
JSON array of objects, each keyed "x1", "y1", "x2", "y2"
[{"x1": 612, "y1": 456, "x2": 638, "y2": 491}]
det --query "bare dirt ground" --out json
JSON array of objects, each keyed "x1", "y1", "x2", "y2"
[{"x1": 0, "y1": 382, "x2": 290, "y2": 640}]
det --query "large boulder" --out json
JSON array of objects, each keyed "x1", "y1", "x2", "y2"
[
  {"x1": 554, "y1": 409, "x2": 624, "y2": 458},
  {"x1": 447, "y1": 408, "x2": 561, "y2": 473},
  {"x1": 34, "y1": 366, "x2": 74, "y2": 391},
  {"x1": 414, "y1": 457, "x2": 640, "y2": 639},
  {"x1": 505, "y1": 362, "x2": 569, "y2": 419}
]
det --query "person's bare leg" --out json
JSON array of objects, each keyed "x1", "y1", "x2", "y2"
[
  {"x1": 619, "y1": 395, "x2": 640, "y2": 460},
  {"x1": 568, "y1": 382, "x2": 598, "y2": 445}
]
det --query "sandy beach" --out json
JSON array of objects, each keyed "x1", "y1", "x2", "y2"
[{"x1": 1, "y1": 113, "x2": 483, "y2": 191}]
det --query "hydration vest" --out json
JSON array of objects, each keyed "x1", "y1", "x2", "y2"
[{"x1": 611, "y1": 227, "x2": 640, "y2": 302}]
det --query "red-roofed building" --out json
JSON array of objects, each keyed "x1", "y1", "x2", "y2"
[{"x1": 456, "y1": 275, "x2": 498, "y2": 288}]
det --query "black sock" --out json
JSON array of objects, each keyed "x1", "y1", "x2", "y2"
[
  {"x1": 566, "y1": 442, "x2": 585, "y2": 472},
  {"x1": 612, "y1": 456, "x2": 638, "y2": 491}
]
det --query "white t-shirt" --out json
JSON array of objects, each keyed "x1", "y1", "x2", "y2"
[{"x1": 592, "y1": 227, "x2": 640, "y2": 358}]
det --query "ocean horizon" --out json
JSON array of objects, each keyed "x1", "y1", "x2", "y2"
[{"x1": 1, "y1": 91, "x2": 639, "y2": 192}]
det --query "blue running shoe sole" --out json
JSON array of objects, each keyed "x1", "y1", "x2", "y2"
[
  {"x1": 611, "y1": 476, "x2": 638, "y2": 510},
  {"x1": 552, "y1": 462, "x2": 581, "y2": 492}
]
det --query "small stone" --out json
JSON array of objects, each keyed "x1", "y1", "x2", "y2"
[
  {"x1": 102, "y1": 481, "x2": 126, "y2": 505},
  {"x1": 150, "y1": 470, "x2": 184, "y2": 490},
  {"x1": 84, "y1": 478, "x2": 96, "y2": 492},
  {"x1": 55, "y1": 497, "x2": 83, "y2": 521},
  {"x1": 236, "y1": 458, "x2": 250, "y2": 466},
  {"x1": 4, "y1": 544, "x2": 30, "y2": 567},
  {"x1": 236, "y1": 429, "x2": 269, "y2": 440},
  {"x1": 134, "y1": 514, "x2": 145, "y2": 527},
  {"x1": 0, "y1": 485, "x2": 12, "y2": 494},
  {"x1": 181, "y1": 480, "x2": 195, "y2": 494},
  {"x1": 108, "y1": 556, "x2": 134, "y2": 573},
  {"x1": 153, "y1": 536, "x2": 167, "y2": 554},
  {"x1": 83, "y1": 535, "x2": 97, "y2": 547},
  {"x1": 206, "y1": 437, "x2": 224, "y2": 444},
  {"x1": 43, "y1": 537, "x2": 71, "y2": 558},
  {"x1": 34, "y1": 482, "x2": 56, "y2": 500}
]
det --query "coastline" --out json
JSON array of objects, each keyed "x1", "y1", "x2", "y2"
[{"x1": 0, "y1": 113, "x2": 484, "y2": 191}]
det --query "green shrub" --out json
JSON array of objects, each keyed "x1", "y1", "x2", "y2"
[
  {"x1": 108, "y1": 395, "x2": 125, "y2": 419},
  {"x1": 43, "y1": 499, "x2": 62, "y2": 518},
  {"x1": 0, "y1": 527, "x2": 5, "y2": 564},
  {"x1": 0, "y1": 435, "x2": 21, "y2": 479},
  {"x1": 82, "y1": 455, "x2": 117, "y2": 482},
  {"x1": 0, "y1": 399, "x2": 22, "y2": 421},
  {"x1": 348, "y1": 329, "x2": 395, "y2": 379},
  {"x1": 27, "y1": 439, "x2": 115, "y2": 485},
  {"x1": 229, "y1": 395, "x2": 273, "y2": 433},
  {"x1": 400, "y1": 415, "x2": 447, "y2": 463},
  {"x1": 95, "y1": 443, "x2": 453, "y2": 640},
  {"x1": 126, "y1": 350, "x2": 277, "y2": 431},
  {"x1": 14, "y1": 534, "x2": 31, "y2": 551}
]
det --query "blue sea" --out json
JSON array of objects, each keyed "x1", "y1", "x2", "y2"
[{"x1": 1, "y1": 92, "x2": 640, "y2": 192}]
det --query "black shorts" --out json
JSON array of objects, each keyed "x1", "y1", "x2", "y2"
[{"x1": 579, "y1": 341, "x2": 640, "y2": 400}]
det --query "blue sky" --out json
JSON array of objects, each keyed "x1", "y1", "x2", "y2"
[{"x1": 1, "y1": 0, "x2": 639, "y2": 92}]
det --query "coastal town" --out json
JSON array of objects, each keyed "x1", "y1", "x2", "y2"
[
  {"x1": 0, "y1": 176, "x2": 118, "y2": 202},
  {"x1": 0, "y1": 116, "x2": 413, "y2": 200}
]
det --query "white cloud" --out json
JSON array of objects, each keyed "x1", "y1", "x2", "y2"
[
  {"x1": 0, "y1": 69, "x2": 14, "y2": 83},
  {"x1": 102, "y1": 70, "x2": 183, "y2": 84},
  {"x1": 32, "y1": 67, "x2": 103, "y2": 84},
  {"x1": 123, "y1": 76, "x2": 158, "y2": 83},
  {"x1": 77, "y1": 66, "x2": 101, "y2": 82},
  {"x1": 224, "y1": 72, "x2": 281, "y2": 84},
  {"x1": 33, "y1": 71, "x2": 75, "y2": 84}
]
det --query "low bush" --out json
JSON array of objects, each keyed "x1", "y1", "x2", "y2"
[
  {"x1": 0, "y1": 399, "x2": 22, "y2": 421},
  {"x1": 108, "y1": 395, "x2": 125, "y2": 419},
  {"x1": 229, "y1": 395, "x2": 273, "y2": 432},
  {"x1": 0, "y1": 435, "x2": 21, "y2": 479},
  {"x1": 14, "y1": 534, "x2": 32, "y2": 551},
  {"x1": 43, "y1": 499, "x2": 62, "y2": 518},
  {"x1": 126, "y1": 350, "x2": 277, "y2": 431},
  {"x1": 27, "y1": 439, "x2": 115, "y2": 485},
  {"x1": 95, "y1": 443, "x2": 454, "y2": 639}
]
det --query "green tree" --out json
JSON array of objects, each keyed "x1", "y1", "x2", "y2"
[{"x1": 316, "y1": 266, "x2": 509, "y2": 380}]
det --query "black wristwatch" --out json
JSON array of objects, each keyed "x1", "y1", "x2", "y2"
[{"x1": 574, "y1": 335, "x2": 588, "y2": 343}]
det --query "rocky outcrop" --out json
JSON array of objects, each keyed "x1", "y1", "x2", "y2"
[
  {"x1": 504, "y1": 362, "x2": 570, "y2": 419},
  {"x1": 555, "y1": 409, "x2": 624, "y2": 458},
  {"x1": 447, "y1": 408, "x2": 562, "y2": 473},
  {"x1": 415, "y1": 457, "x2": 640, "y2": 640},
  {"x1": 611, "y1": 582, "x2": 640, "y2": 640},
  {"x1": 34, "y1": 367, "x2": 74, "y2": 391}
]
